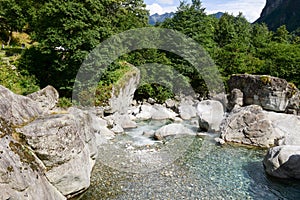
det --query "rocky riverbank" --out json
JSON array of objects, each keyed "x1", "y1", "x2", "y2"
[{"x1": 1, "y1": 73, "x2": 300, "y2": 199}]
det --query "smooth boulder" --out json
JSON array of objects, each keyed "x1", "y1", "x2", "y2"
[
  {"x1": 197, "y1": 100, "x2": 224, "y2": 132},
  {"x1": 263, "y1": 145, "x2": 300, "y2": 179},
  {"x1": 154, "y1": 123, "x2": 195, "y2": 140},
  {"x1": 135, "y1": 104, "x2": 177, "y2": 121}
]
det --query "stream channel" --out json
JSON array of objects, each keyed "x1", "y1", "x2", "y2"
[{"x1": 75, "y1": 119, "x2": 300, "y2": 199}]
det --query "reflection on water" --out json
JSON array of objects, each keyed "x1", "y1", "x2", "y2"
[{"x1": 75, "y1": 120, "x2": 300, "y2": 200}]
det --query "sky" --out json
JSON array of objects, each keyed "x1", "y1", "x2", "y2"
[{"x1": 145, "y1": 0, "x2": 266, "y2": 22}]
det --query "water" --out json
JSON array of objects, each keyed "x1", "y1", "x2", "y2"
[{"x1": 75, "y1": 120, "x2": 300, "y2": 200}]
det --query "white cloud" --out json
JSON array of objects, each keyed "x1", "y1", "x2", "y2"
[
  {"x1": 202, "y1": 0, "x2": 266, "y2": 22},
  {"x1": 146, "y1": 3, "x2": 177, "y2": 15},
  {"x1": 156, "y1": 0, "x2": 174, "y2": 5}
]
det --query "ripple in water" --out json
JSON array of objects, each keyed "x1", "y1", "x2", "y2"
[{"x1": 74, "y1": 120, "x2": 300, "y2": 200}]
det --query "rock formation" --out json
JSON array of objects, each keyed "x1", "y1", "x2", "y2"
[
  {"x1": 263, "y1": 145, "x2": 300, "y2": 179},
  {"x1": 228, "y1": 74, "x2": 299, "y2": 113},
  {"x1": 0, "y1": 85, "x2": 109, "y2": 199}
]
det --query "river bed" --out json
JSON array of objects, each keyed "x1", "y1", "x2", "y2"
[{"x1": 75, "y1": 120, "x2": 300, "y2": 200}]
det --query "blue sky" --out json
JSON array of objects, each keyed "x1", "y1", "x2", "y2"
[{"x1": 145, "y1": 0, "x2": 266, "y2": 22}]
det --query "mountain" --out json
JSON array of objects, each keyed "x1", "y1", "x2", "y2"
[
  {"x1": 210, "y1": 12, "x2": 224, "y2": 19},
  {"x1": 148, "y1": 12, "x2": 224, "y2": 25},
  {"x1": 149, "y1": 12, "x2": 174, "y2": 25},
  {"x1": 255, "y1": 0, "x2": 300, "y2": 32}
]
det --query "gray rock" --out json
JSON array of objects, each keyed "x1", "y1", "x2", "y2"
[
  {"x1": 154, "y1": 123, "x2": 195, "y2": 140},
  {"x1": 165, "y1": 98, "x2": 177, "y2": 109},
  {"x1": 0, "y1": 126, "x2": 65, "y2": 200},
  {"x1": 111, "y1": 124, "x2": 124, "y2": 134},
  {"x1": 228, "y1": 74, "x2": 299, "y2": 112},
  {"x1": 107, "y1": 113, "x2": 137, "y2": 129},
  {"x1": 27, "y1": 85, "x2": 59, "y2": 112},
  {"x1": 221, "y1": 105, "x2": 300, "y2": 147},
  {"x1": 147, "y1": 97, "x2": 156, "y2": 104},
  {"x1": 178, "y1": 102, "x2": 197, "y2": 120},
  {"x1": 265, "y1": 111, "x2": 300, "y2": 145},
  {"x1": 135, "y1": 104, "x2": 177, "y2": 121},
  {"x1": 221, "y1": 105, "x2": 282, "y2": 147},
  {"x1": 228, "y1": 88, "x2": 243, "y2": 110},
  {"x1": 263, "y1": 145, "x2": 300, "y2": 179},
  {"x1": 214, "y1": 138, "x2": 225, "y2": 145},
  {"x1": 197, "y1": 100, "x2": 225, "y2": 132},
  {"x1": 286, "y1": 91, "x2": 300, "y2": 114},
  {"x1": 17, "y1": 108, "x2": 99, "y2": 197},
  {"x1": 142, "y1": 130, "x2": 155, "y2": 138},
  {"x1": 108, "y1": 66, "x2": 140, "y2": 114},
  {"x1": 0, "y1": 85, "x2": 43, "y2": 126}
]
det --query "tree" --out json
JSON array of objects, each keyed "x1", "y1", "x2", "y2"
[
  {"x1": 19, "y1": 0, "x2": 148, "y2": 97},
  {"x1": 0, "y1": 0, "x2": 28, "y2": 45}
]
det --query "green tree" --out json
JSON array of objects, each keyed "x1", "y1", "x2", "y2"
[{"x1": 19, "y1": 0, "x2": 148, "y2": 97}]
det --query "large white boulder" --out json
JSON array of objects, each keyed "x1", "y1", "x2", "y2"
[
  {"x1": 197, "y1": 100, "x2": 225, "y2": 132},
  {"x1": 154, "y1": 123, "x2": 195, "y2": 140}
]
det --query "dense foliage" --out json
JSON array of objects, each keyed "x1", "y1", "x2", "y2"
[{"x1": 0, "y1": 0, "x2": 300, "y2": 103}]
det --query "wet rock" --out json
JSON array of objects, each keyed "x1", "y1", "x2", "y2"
[
  {"x1": 263, "y1": 145, "x2": 300, "y2": 179},
  {"x1": 214, "y1": 138, "x2": 225, "y2": 145}
]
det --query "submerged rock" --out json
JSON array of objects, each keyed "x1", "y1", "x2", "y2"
[{"x1": 263, "y1": 145, "x2": 300, "y2": 179}]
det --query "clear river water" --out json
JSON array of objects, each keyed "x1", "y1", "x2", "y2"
[{"x1": 74, "y1": 120, "x2": 300, "y2": 200}]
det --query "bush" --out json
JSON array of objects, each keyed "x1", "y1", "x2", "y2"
[{"x1": 57, "y1": 97, "x2": 72, "y2": 108}]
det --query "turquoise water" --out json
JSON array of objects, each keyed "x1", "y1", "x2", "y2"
[{"x1": 75, "y1": 121, "x2": 300, "y2": 200}]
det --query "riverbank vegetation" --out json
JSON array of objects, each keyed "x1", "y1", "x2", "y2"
[{"x1": 1, "y1": 0, "x2": 300, "y2": 103}]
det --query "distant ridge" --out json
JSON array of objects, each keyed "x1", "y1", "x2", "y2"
[
  {"x1": 148, "y1": 12, "x2": 174, "y2": 25},
  {"x1": 209, "y1": 12, "x2": 224, "y2": 19},
  {"x1": 149, "y1": 12, "x2": 224, "y2": 25}
]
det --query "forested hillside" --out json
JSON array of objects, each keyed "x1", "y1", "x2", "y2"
[{"x1": 0, "y1": 0, "x2": 300, "y2": 104}]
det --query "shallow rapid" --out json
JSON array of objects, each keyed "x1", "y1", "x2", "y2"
[{"x1": 75, "y1": 120, "x2": 300, "y2": 200}]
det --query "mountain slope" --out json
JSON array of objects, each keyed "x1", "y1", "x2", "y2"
[
  {"x1": 148, "y1": 12, "x2": 224, "y2": 25},
  {"x1": 149, "y1": 12, "x2": 174, "y2": 25},
  {"x1": 255, "y1": 0, "x2": 300, "y2": 32}
]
